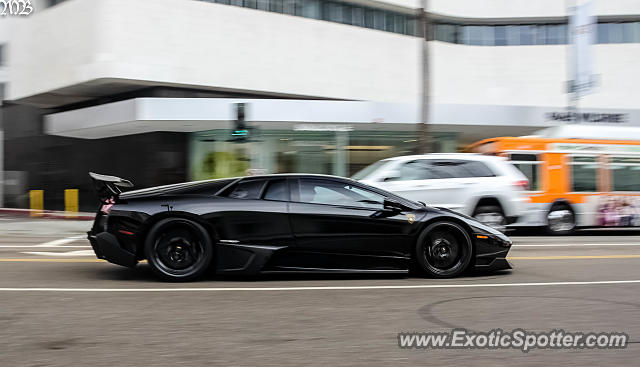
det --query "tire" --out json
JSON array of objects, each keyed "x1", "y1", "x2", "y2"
[
  {"x1": 472, "y1": 205, "x2": 507, "y2": 232},
  {"x1": 145, "y1": 218, "x2": 214, "y2": 282},
  {"x1": 415, "y1": 221, "x2": 473, "y2": 278},
  {"x1": 545, "y1": 204, "x2": 576, "y2": 235}
]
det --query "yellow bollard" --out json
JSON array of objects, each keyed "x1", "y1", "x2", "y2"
[
  {"x1": 65, "y1": 189, "x2": 79, "y2": 218},
  {"x1": 29, "y1": 190, "x2": 44, "y2": 217}
]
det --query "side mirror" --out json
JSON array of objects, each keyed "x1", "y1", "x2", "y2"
[{"x1": 383, "y1": 198, "x2": 406, "y2": 212}]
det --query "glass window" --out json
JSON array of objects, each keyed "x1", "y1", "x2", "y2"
[
  {"x1": 520, "y1": 25, "x2": 536, "y2": 45},
  {"x1": 598, "y1": 23, "x2": 610, "y2": 43},
  {"x1": 395, "y1": 160, "x2": 435, "y2": 180},
  {"x1": 263, "y1": 179, "x2": 289, "y2": 201},
  {"x1": 230, "y1": 0, "x2": 243, "y2": 6},
  {"x1": 301, "y1": 0, "x2": 320, "y2": 19},
  {"x1": 427, "y1": 161, "x2": 460, "y2": 179},
  {"x1": 225, "y1": 179, "x2": 266, "y2": 200},
  {"x1": 464, "y1": 26, "x2": 492, "y2": 45},
  {"x1": 571, "y1": 156, "x2": 598, "y2": 192},
  {"x1": 621, "y1": 22, "x2": 635, "y2": 43},
  {"x1": 256, "y1": 0, "x2": 269, "y2": 10},
  {"x1": 546, "y1": 24, "x2": 566, "y2": 44},
  {"x1": 342, "y1": 5, "x2": 352, "y2": 24},
  {"x1": 296, "y1": 179, "x2": 385, "y2": 209},
  {"x1": 456, "y1": 160, "x2": 496, "y2": 177},
  {"x1": 436, "y1": 24, "x2": 457, "y2": 43},
  {"x1": 385, "y1": 12, "x2": 395, "y2": 32},
  {"x1": 243, "y1": 0, "x2": 258, "y2": 8},
  {"x1": 494, "y1": 26, "x2": 507, "y2": 46},
  {"x1": 506, "y1": 25, "x2": 520, "y2": 45},
  {"x1": 373, "y1": 10, "x2": 385, "y2": 30},
  {"x1": 631, "y1": 22, "x2": 640, "y2": 43},
  {"x1": 608, "y1": 23, "x2": 624, "y2": 43},
  {"x1": 283, "y1": 0, "x2": 296, "y2": 15},
  {"x1": 270, "y1": 0, "x2": 284, "y2": 13},
  {"x1": 352, "y1": 7, "x2": 364, "y2": 27},
  {"x1": 394, "y1": 14, "x2": 406, "y2": 34},
  {"x1": 534, "y1": 25, "x2": 547, "y2": 45},
  {"x1": 510, "y1": 154, "x2": 541, "y2": 191},
  {"x1": 610, "y1": 157, "x2": 640, "y2": 191}
]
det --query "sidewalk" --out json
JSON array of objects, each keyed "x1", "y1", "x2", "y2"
[{"x1": 0, "y1": 208, "x2": 95, "y2": 220}]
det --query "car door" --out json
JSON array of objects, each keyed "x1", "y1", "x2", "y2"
[
  {"x1": 287, "y1": 177, "x2": 415, "y2": 270},
  {"x1": 204, "y1": 177, "x2": 294, "y2": 247}
]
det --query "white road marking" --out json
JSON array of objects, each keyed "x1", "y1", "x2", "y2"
[
  {"x1": 0, "y1": 279, "x2": 640, "y2": 292},
  {"x1": 35, "y1": 235, "x2": 85, "y2": 247},
  {"x1": 513, "y1": 243, "x2": 640, "y2": 247},
  {"x1": 20, "y1": 250, "x2": 95, "y2": 257}
]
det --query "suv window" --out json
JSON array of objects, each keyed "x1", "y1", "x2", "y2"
[
  {"x1": 263, "y1": 179, "x2": 289, "y2": 201},
  {"x1": 397, "y1": 160, "x2": 434, "y2": 180},
  {"x1": 429, "y1": 160, "x2": 496, "y2": 178},
  {"x1": 296, "y1": 179, "x2": 385, "y2": 209},
  {"x1": 225, "y1": 179, "x2": 266, "y2": 200}
]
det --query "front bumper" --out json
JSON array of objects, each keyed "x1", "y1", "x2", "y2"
[{"x1": 87, "y1": 231, "x2": 137, "y2": 268}]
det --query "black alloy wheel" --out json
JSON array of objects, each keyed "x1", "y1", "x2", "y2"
[
  {"x1": 145, "y1": 218, "x2": 213, "y2": 281},
  {"x1": 415, "y1": 221, "x2": 472, "y2": 278}
]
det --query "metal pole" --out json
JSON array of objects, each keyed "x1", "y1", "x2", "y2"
[{"x1": 418, "y1": 0, "x2": 431, "y2": 153}]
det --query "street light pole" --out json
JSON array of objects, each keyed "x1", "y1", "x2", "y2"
[{"x1": 418, "y1": 0, "x2": 432, "y2": 154}]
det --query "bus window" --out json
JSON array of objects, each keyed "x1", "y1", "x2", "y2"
[
  {"x1": 510, "y1": 153, "x2": 540, "y2": 191},
  {"x1": 570, "y1": 156, "x2": 598, "y2": 192},
  {"x1": 610, "y1": 157, "x2": 640, "y2": 192}
]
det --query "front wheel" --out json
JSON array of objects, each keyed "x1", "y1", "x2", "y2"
[
  {"x1": 415, "y1": 221, "x2": 473, "y2": 278},
  {"x1": 145, "y1": 218, "x2": 214, "y2": 282}
]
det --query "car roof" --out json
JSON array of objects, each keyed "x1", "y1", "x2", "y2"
[
  {"x1": 237, "y1": 173, "x2": 356, "y2": 181},
  {"x1": 380, "y1": 153, "x2": 506, "y2": 162}
]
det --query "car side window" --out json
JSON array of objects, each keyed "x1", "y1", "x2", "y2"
[
  {"x1": 225, "y1": 179, "x2": 266, "y2": 200},
  {"x1": 426, "y1": 160, "x2": 459, "y2": 179},
  {"x1": 263, "y1": 179, "x2": 289, "y2": 201},
  {"x1": 395, "y1": 160, "x2": 435, "y2": 181},
  {"x1": 295, "y1": 179, "x2": 385, "y2": 209}
]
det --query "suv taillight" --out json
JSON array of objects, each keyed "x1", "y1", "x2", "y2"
[{"x1": 513, "y1": 179, "x2": 529, "y2": 191}]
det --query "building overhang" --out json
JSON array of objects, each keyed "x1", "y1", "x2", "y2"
[{"x1": 44, "y1": 98, "x2": 640, "y2": 142}]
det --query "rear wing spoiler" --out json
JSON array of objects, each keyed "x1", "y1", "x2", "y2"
[{"x1": 89, "y1": 172, "x2": 134, "y2": 203}]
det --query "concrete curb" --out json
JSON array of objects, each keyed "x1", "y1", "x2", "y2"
[{"x1": 0, "y1": 208, "x2": 95, "y2": 220}]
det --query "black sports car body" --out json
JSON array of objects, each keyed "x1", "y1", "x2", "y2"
[{"x1": 88, "y1": 172, "x2": 512, "y2": 281}]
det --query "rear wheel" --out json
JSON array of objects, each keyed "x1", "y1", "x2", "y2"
[
  {"x1": 415, "y1": 221, "x2": 473, "y2": 278},
  {"x1": 145, "y1": 218, "x2": 213, "y2": 281},
  {"x1": 473, "y1": 205, "x2": 506, "y2": 232},
  {"x1": 546, "y1": 204, "x2": 576, "y2": 235}
]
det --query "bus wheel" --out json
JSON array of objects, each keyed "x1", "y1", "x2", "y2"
[{"x1": 546, "y1": 204, "x2": 576, "y2": 235}]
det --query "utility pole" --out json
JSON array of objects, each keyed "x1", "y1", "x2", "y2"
[{"x1": 418, "y1": 0, "x2": 432, "y2": 153}]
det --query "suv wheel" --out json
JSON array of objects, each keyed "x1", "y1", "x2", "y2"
[{"x1": 473, "y1": 205, "x2": 507, "y2": 232}]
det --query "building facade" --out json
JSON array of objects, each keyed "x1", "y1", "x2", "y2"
[{"x1": 2, "y1": 0, "x2": 640, "y2": 210}]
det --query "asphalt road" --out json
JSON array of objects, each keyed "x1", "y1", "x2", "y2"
[{"x1": 1, "y1": 215, "x2": 640, "y2": 366}]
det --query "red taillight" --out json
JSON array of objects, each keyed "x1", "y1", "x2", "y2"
[{"x1": 514, "y1": 179, "x2": 529, "y2": 191}]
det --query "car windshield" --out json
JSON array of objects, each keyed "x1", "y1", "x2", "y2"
[{"x1": 351, "y1": 160, "x2": 391, "y2": 180}]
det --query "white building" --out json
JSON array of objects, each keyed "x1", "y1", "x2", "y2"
[{"x1": 1, "y1": 0, "x2": 640, "y2": 209}]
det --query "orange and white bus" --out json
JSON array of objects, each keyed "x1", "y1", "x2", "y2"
[{"x1": 467, "y1": 125, "x2": 640, "y2": 234}]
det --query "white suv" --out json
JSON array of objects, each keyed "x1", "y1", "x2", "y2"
[{"x1": 353, "y1": 154, "x2": 528, "y2": 231}]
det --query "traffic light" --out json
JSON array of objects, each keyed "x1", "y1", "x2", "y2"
[{"x1": 231, "y1": 103, "x2": 249, "y2": 141}]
